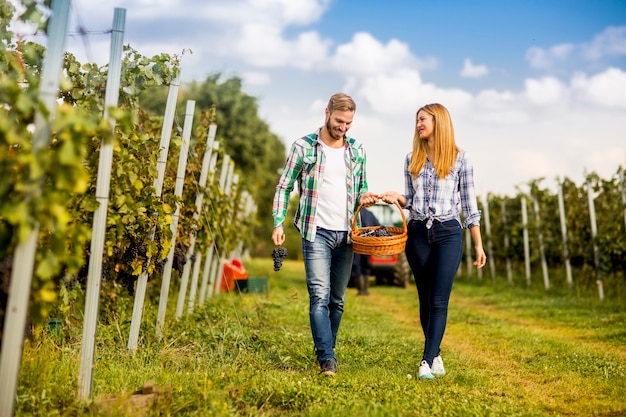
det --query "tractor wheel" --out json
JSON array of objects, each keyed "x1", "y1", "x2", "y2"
[
  {"x1": 375, "y1": 274, "x2": 385, "y2": 286},
  {"x1": 392, "y1": 252, "x2": 411, "y2": 287}
]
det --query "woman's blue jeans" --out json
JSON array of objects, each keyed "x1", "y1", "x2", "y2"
[
  {"x1": 302, "y1": 228, "x2": 353, "y2": 363},
  {"x1": 404, "y1": 219, "x2": 463, "y2": 366}
]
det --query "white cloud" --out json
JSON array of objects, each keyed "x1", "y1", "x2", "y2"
[
  {"x1": 231, "y1": 24, "x2": 331, "y2": 68},
  {"x1": 355, "y1": 69, "x2": 423, "y2": 114},
  {"x1": 511, "y1": 150, "x2": 568, "y2": 185},
  {"x1": 526, "y1": 43, "x2": 574, "y2": 70},
  {"x1": 581, "y1": 26, "x2": 626, "y2": 61},
  {"x1": 571, "y1": 67, "x2": 626, "y2": 108},
  {"x1": 331, "y1": 32, "x2": 424, "y2": 77},
  {"x1": 460, "y1": 58, "x2": 489, "y2": 78},
  {"x1": 241, "y1": 71, "x2": 271, "y2": 86},
  {"x1": 585, "y1": 148, "x2": 625, "y2": 173},
  {"x1": 249, "y1": 0, "x2": 331, "y2": 26},
  {"x1": 73, "y1": 0, "x2": 330, "y2": 26},
  {"x1": 526, "y1": 25, "x2": 626, "y2": 72},
  {"x1": 524, "y1": 76, "x2": 568, "y2": 105}
]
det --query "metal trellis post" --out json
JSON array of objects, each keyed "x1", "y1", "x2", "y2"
[
  {"x1": 78, "y1": 7, "x2": 126, "y2": 401},
  {"x1": 482, "y1": 195, "x2": 496, "y2": 281},
  {"x1": 521, "y1": 196, "x2": 531, "y2": 286},
  {"x1": 156, "y1": 100, "x2": 196, "y2": 339},
  {"x1": 176, "y1": 123, "x2": 217, "y2": 317},
  {"x1": 586, "y1": 175, "x2": 604, "y2": 301},
  {"x1": 557, "y1": 180, "x2": 573, "y2": 290},
  {"x1": 0, "y1": 1, "x2": 70, "y2": 414},
  {"x1": 531, "y1": 194, "x2": 550, "y2": 291},
  {"x1": 127, "y1": 74, "x2": 181, "y2": 351}
]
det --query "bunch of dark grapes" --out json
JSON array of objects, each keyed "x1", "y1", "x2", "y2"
[
  {"x1": 359, "y1": 226, "x2": 393, "y2": 237},
  {"x1": 272, "y1": 247, "x2": 288, "y2": 271},
  {"x1": 173, "y1": 247, "x2": 187, "y2": 275}
]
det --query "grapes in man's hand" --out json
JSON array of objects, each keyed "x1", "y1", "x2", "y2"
[{"x1": 272, "y1": 247, "x2": 288, "y2": 271}]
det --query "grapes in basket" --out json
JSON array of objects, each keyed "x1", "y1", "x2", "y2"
[{"x1": 358, "y1": 226, "x2": 393, "y2": 237}]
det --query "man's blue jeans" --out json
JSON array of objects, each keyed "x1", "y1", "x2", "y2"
[
  {"x1": 404, "y1": 219, "x2": 463, "y2": 366},
  {"x1": 302, "y1": 228, "x2": 353, "y2": 363}
]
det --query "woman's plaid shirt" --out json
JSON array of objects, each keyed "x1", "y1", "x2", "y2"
[{"x1": 403, "y1": 149, "x2": 481, "y2": 229}]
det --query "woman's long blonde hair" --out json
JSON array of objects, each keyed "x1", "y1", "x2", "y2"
[{"x1": 408, "y1": 103, "x2": 459, "y2": 178}]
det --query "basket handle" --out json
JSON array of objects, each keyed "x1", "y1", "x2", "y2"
[{"x1": 352, "y1": 200, "x2": 407, "y2": 233}]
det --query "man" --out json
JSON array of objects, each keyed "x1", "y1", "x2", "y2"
[{"x1": 271, "y1": 93, "x2": 378, "y2": 376}]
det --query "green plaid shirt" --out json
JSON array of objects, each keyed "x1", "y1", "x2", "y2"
[{"x1": 272, "y1": 129, "x2": 369, "y2": 242}]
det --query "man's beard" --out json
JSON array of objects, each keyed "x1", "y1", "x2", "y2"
[{"x1": 326, "y1": 120, "x2": 343, "y2": 141}]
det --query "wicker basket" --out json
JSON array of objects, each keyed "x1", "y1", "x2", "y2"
[{"x1": 351, "y1": 201, "x2": 407, "y2": 255}]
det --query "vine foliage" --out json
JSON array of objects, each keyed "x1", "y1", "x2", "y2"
[{"x1": 1, "y1": 2, "x2": 249, "y2": 340}]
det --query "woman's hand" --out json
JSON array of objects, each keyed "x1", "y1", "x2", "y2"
[
  {"x1": 474, "y1": 246, "x2": 487, "y2": 269},
  {"x1": 359, "y1": 192, "x2": 380, "y2": 207},
  {"x1": 469, "y1": 226, "x2": 486, "y2": 269},
  {"x1": 379, "y1": 191, "x2": 405, "y2": 206}
]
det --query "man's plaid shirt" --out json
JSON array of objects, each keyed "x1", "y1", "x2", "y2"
[{"x1": 272, "y1": 129, "x2": 369, "y2": 242}]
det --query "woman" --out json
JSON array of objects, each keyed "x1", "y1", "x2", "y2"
[{"x1": 380, "y1": 103, "x2": 486, "y2": 379}]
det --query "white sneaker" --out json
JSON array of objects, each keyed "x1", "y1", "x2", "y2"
[
  {"x1": 418, "y1": 360, "x2": 435, "y2": 379},
  {"x1": 432, "y1": 355, "x2": 446, "y2": 376}
]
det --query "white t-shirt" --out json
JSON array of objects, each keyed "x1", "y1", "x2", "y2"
[{"x1": 316, "y1": 142, "x2": 348, "y2": 231}]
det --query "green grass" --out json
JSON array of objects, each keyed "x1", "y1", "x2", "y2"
[{"x1": 15, "y1": 258, "x2": 626, "y2": 416}]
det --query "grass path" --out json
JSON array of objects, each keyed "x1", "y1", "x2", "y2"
[
  {"x1": 15, "y1": 258, "x2": 625, "y2": 416},
  {"x1": 355, "y1": 281, "x2": 626, "y2": 416}
]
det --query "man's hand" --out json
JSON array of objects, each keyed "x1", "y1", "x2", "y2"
[
  {"x1": 272, "y1": 226, "x2": 285, "y2": 246},
  {"x1": 359, "y1": 192, "x2": 380, "y2": 207}
]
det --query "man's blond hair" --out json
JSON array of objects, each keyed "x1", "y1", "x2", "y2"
[{"x1": 327, "y1": 93, "x2": 356, "y2": 113}]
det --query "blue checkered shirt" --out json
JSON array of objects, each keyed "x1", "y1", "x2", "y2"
[{"x1": 403, "y1": 150, "x2": 481, "y2": 229}]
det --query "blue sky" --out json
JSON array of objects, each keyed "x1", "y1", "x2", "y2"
[
  {"x1": 320, "y1": 1, "x2": 626, "y2": 90},
  {"x1": 13, "y1": 0, "x2": 626, "y2": 197}
]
